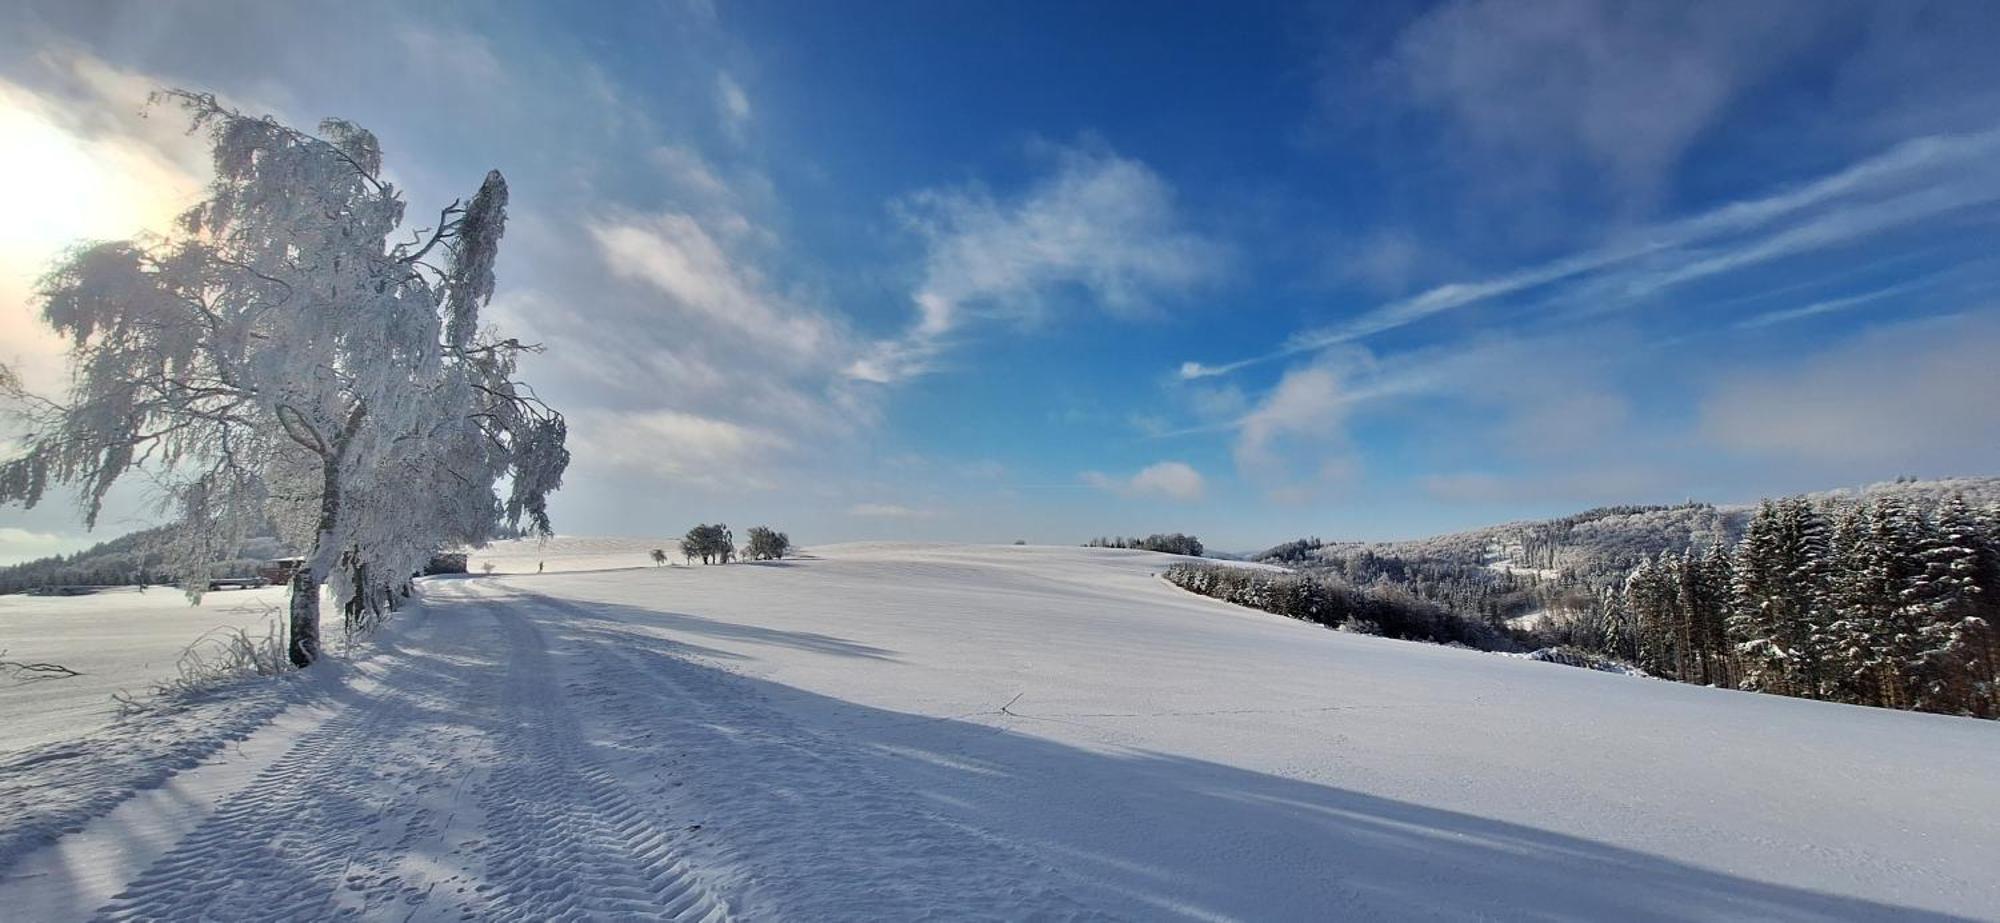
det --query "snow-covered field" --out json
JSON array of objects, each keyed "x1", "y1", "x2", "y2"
[
  {"x1": 0, "y1": 585, "x2": 294, "y2": 749},
  {"x1": 2, "y1": 539, "x2": 1996, "y2": 920}
]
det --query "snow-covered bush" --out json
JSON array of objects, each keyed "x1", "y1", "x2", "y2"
[
  {"x1": 745, "y1": 527, "x2": 791, "y2": 561},
  {"x1": 682, "y1": 524, "x2": 734, "y2": 564}
]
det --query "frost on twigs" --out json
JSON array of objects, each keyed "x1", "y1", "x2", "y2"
[{"x1": 114, "y1": 615, "x2": 295, "y2": 717}]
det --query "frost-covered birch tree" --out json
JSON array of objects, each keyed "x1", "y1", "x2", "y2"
[{"x1": 0, "y1": 91, "x2": 568, "y2": 666}]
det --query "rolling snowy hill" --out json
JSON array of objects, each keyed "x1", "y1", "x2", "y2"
[{"x1": 1, "y1": 539, "x2": 1995, "y2": 920}]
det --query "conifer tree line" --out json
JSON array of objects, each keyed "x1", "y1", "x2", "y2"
[
  {"x1": 1086, "y1": 533, "x2": 1204, "y2": 556},
  {"x1": 1615, "y1": 496, "x2": 1998, "y2": 717},
  {"x1": 1163, "y1": 562, "x2": 1506, "y2": 649}
]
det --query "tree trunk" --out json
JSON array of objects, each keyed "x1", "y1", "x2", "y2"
[
  {"x1": 289, "y1": 440, "x2": 349, "y2": 668},
  {"x1": 288, "y1": 566, "x2": 320, "y2": 667}
]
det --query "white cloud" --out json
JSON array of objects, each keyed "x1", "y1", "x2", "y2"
[
  {"x1": 1082, "y1": 461, "x2": 1206, "y2": 502},
  {"x1": 852, "y1": 144, "x2": 1220, "y2": 383},
  {"x1": 591, "y1": 211, "x2": 844, "y2": 364},
  {"x1": 715, "y1": 72, "x2": 751, "y2": 142},
  {"x1": 1386, "y1": 0, "x2": 1808, "y2": 199},
  {"x1": 1735, "y1": 276, "x2": 1935, "y2": 330},
  {"x1": 396, "y1": 27, "x2": 505, "y2": 84},
  {"x1": 1234, "y1": 365, "x2": 1352, "y2": 473},
  {"x1": 572, "y1": 408, "x2": 790, "y2": 490},
  {"x1": 848, "y1": 503, "x2": 935, "y2": 519},
  {"x1": 0, "y1": 526, "x2": 80, "y2": 566},
  {"x1": 651, "y1": 144, "x2": 734, "y2": 203},
  {"x1": 1699, "y1": 312, "x2": 2000, "y2": 469},
  {"x1": 1215, "y1": 361, "x2": 1369, "y2": 502},
  {"x1": 1421, "y1": 468, "x2": 1672, "y2": 506}
]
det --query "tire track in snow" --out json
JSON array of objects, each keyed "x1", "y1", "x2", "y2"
[
  {"x1": 501, "y1": 585, "x2": 1122, "y2": 922},
  {"x1": 88, "y1": 623, "x2": 484, "y2": 921},
  {"x1": 0, "y1": 684, "x2": 301, "y2": 872},
  {"x1": 88, "y1": 584, "x2": 728, "y2": 922},
  {"x1": 440, "y1": 582, "x2": 728, "y2": 922}
]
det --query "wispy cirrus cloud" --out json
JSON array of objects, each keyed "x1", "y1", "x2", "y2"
[
  {"x1": 851, "y1": 143, "x2": 1222, "y2": 384},
  {"x1": 591, "y1": 211, "x2": 845, "y2": 364},
  {"x1": 1182, "y1": 125, "x2": 2000, "y2": 380}
]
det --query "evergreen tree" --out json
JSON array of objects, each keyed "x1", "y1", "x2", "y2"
[
  {"x1": 1685, "y1": 546, "x2": 1733, "y2": 687},
  {"x1": 1823, "y1": 505, "x2": 1883, "y2": 704},
  {"x1": 1626, "y1": 554, "x2": 1679, "y2": 678},
  {"x1": 1907, "y1": 498, "x2": 1997, "y2": 714},
  {"x1": 1730, "y1": 500, "x2": 1831, "y2": 697}
]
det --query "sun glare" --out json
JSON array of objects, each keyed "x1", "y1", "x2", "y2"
[{"x1": 0, "y1": 89, "x2": 193, "y2": 263}]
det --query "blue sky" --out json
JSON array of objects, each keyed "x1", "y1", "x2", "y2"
[{"x1": 3, "y1": 0, "x2": 1999, "y2": 560}]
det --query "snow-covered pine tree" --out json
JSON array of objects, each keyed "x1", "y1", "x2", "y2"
[
  {"x1": 1687, "y1": 545, "x2": 1734, "y2": 687},
  {"x1": 1857, "y1": 497, "x2": 1932, "y2": 709},
  {"x1": 0, "y1": 92, "x2": 568, "y2": 666},
  {"x1": 1822, "y1": 504, "x2": 1882, "y2": 704},
  {"x1": 1906, "y1": 497, "x2": 1997, "y2": 714},
  {"x1": 1779, "y1": 498, "x2": 1835, "y2": 699},
  {"x1": 1728, "y1": 499, "x2": 1832, "y2": 697},
  {"x1": 1626, "y1": 554, "x2": 1679, "y2": 679}
]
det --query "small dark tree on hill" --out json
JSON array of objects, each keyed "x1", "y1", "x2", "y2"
[{"x1": 745, "y1": 527, "x2": 790, "y2": 561}]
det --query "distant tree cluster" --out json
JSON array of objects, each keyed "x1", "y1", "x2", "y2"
[
  {"x1": 744, "y1": 526, "x2": 791, "y2": 561},
  {"x1": 1608, "y1": 496, "x2": 1999, "y2": 717},
  {"x1": 681, "y1": 524, "x2": 735, "y2": 565},
  {"x1": 0, "y1": 527, "x2": 284, "y2": 595},
  {"x1": 1086, "y1": 533, "x2": 1204, "y2": 557},
  {"x1": 1162, "y1": 563, "x2": 1506, "y2": 650}
]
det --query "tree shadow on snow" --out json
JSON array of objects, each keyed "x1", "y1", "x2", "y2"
[
  {"x1": 565, "y1": 620, "x2": 1980, "y2": 922},
  {"x1": 495, "y1": 587, "x2": 901, "y2": 662}
]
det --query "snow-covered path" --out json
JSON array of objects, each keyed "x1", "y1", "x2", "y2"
[{"x1": 2, "y1": 542, "x2": 1997, "y2": 920}]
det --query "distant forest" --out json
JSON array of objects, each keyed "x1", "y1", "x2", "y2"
[
  {"x1": 0, "y1": 521, "x2": 536, "y2": 596},
  {"x1": 1199, "y1": 478, "x2": 2000, "y2": 718},
  {"x1": 0, "y1": 526, "x2": 273, "y2": 595},
  {"x1": 1085, "y1": 533, "x2": 1205, "y2": 557}
]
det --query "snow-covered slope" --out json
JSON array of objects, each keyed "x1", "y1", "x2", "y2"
[
  {"x1": 1, "y1": 539, "x2": 1994, "y2": 920},
  {"x1": 0, "y1": 585, "x2": 293, "y2": 749}
]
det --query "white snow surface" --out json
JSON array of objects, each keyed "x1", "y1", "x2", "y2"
[
  {"x1": 0, "y1": 585, "x2": 294, "y2": 749},
  {"x1": 2, "y1": 538, "x2": 1996, "y2": 921}
]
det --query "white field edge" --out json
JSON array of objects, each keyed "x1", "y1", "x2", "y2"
[{"x1": 0, "y1": 537, "x2": 1994, "y2": 921}]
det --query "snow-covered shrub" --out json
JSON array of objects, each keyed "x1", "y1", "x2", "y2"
[
  {"x1": 117, "y1": 618, "x2": 298, "y2": 715},
  {"x1": 682, "y1": 524, "x2": 735, "y2": 564},
  {"x1": 1521, "y1": 646, "x2": 1647, "y2": 676},
  {"x1": 745, "y1": 527, "x2": 791, "y2": 561}
]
